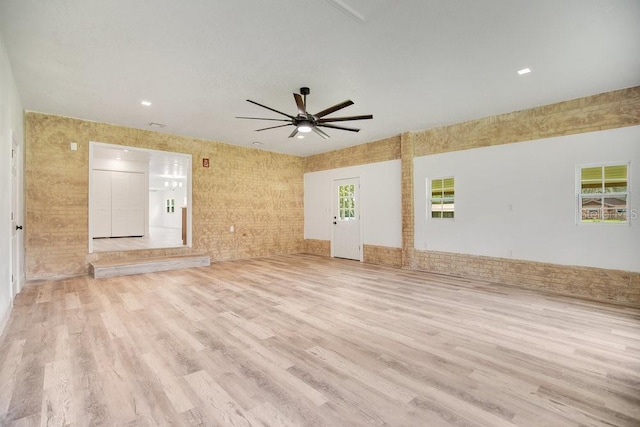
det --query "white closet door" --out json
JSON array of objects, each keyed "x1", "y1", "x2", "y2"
[
  {"x1": 92, "y1": 170, "x2": 112, "y2": 238},
  {"x1": 111, "y1": 171, "x2": 130, "y2": 237},
  {"x1": 127, "y1": 172, "x2": 146, "y2": 236}
]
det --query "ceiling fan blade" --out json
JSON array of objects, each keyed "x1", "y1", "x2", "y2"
[
  {"x1": 314, "y1": 100, "x2": 354, "y2": 118},
  {"x1": 288, "y1": 128, "x2": 299, "y2": 138},
  {"x1": 246, "y1": 99, "x2": 294, "y2": 119},
  {"x1": 236, "y1": 116, "x2": 291, "y2": 122},
  {"x1": 255, "y1": 123, "x2": 294, "y2": 131},
  {"x1": 317, "y1": 123, "x2": 360, "y2": 132},
  {"x1": 293, "y1": 93, "x2": 306, "y2": 116},
  {"x1": 317, "y1": 114, "x2": 373, "y2": 123},
  {"x1": 312, "y1": 126, "x2": 330, "y2": 139}
]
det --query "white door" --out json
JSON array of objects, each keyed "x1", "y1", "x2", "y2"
[
  {"x1": 111, "y1": 171, "x2": 130, "y2": 237},
  {"x1": 92, "y1": 170, "x2": 112, "y2": 238},
  {"x1": 332, "y1": 177, "x2": 361, "y2": 260},
  {"x1": 10, "y1": 133, "x2": 21, "y2": 298}
]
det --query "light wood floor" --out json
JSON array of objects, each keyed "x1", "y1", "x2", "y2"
[{"x1": 1, "y1": 255, "x2": 639, "y2": 426}]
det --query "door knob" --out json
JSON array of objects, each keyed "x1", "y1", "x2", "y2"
[
  {"x1": 333, "y1": 221, "x2": 337, "y2": 225},
  {"x1": 16, "y1": 225, "x2": 23, "y2": 230}
]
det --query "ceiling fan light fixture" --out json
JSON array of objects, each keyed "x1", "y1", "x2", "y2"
[{"x1": 297, "y1": 122, "x2": 312, "y2": 133}]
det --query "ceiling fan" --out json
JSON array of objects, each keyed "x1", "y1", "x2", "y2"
[{"x1": 236, "y1": 87, "x2": 372, "y2": 139}]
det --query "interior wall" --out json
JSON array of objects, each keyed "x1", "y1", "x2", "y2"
[
  {"x1": 24, "y1": 112, "x2": 304, "y2": 280},
  {"x1": 304, "y1": 159, "x2": 402, "y2": 248},
  {"x1": 160, "y1": 186, "x2": 186, "y2": 229},
  {"x1": 0, "y1": 34, "x2": 24, "y2": 333},
  {"x1": 149, "y1": 190, "x2": 162, "y2": 227},
  {"x1": 414, "y1": 125, "x2": 640, "y2": 272}
]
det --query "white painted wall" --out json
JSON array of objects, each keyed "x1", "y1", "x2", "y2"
[
  {"x1": 304, "y1": 159, "x2": 402, "y2": 248},
  {"x1": 0, "y1": 34, "x2": 24, "y2": 334},
  {"x1": 160, "y1": 187, "x2": 186, "y2": 229},
  {"x1": 414, "y1": 125, "x2": 640, "y2": 272},
  {"x1": 149, "y1": 190, "x2": 163, "y2": 227}
]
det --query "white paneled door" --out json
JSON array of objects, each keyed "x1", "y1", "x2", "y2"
[
  {"x1": 92, "y1": 170, "x2": 146, "y2": 238},
  {"x1": 93, "y1": 170, "x2": 112, "y2": 238},
  {"x1": 332, "y1": 177, "x2": 361, "y2": 260}
]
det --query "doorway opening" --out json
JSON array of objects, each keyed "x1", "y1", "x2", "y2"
[{"x1": 88, "y1": 142, "x2": 192, "y2": 253}]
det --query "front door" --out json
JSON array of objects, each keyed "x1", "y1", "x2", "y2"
[{"x1": 332, "y1": 177, "x2": 361, "y2": 260}]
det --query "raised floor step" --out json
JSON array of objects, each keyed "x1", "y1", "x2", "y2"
[{"x1": 90, "y1": 253, "x2": 211, "y2": 278}]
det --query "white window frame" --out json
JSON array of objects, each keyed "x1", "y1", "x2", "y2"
[
  {"x1": 576, "y1": 161, "x2": 630, "y2": 225},
  {"x1": 428, "y1": 176, "x2": 455, "y2": 220}
]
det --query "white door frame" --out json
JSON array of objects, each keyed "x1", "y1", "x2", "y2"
[
  {"x1": 10, "y1": 129, "x2": 23, "y2": 298},
  {"x1": 331, "y1": 176, "x2": 363, "y2": 261},
  {"x1": 88, "y1": 141, "x2": 193, "y2": 253}
]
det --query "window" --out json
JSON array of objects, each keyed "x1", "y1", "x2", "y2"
[
  {"x1": 579, "y1": 164, "x2": 628, "y2": 223},
  {"x1": 430, "y1": 177, "x2": 455, "y2": 219},
  {"x1": 338, "y1": 184, "x2": 356, "y2": 221},
  {"x1": 166, "y1": 198, "x2": 175, "y2": 213}
]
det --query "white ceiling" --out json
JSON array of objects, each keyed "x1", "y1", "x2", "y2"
[
  {"x1": 1, "y1": 0, "x2": 639, "y2": 157},
  {"x1": 93, "y1": 144, "x2": 189, "y2": 185}
]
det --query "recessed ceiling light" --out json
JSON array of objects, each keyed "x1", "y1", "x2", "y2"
[
  {"x1": 141, "y1": 100, "x2": 152, "y2": 106},
  {"x1": 252, "y1": 141, "x2": 263, "y2": 146},
  {"x1": 517, "y1": 68, "x2": 532, "y2": 75}
]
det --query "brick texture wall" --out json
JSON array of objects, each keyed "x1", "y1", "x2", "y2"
[
  {"x1": 413, "y1": 86, "x2": 640, "y2": 157},
  {"x1": 303, "y1": 239, "x2": 331, "y2": 257},
  {"x1": 363, "y1": 245, "x2": 402, "y2": 268},
  {"x1": 303, "y1": 135, "x2": 400, "y2": 173},
  {"x1": 415, "y1": 251, "x2": 640, "y2": 306},
  {"x1": 25, "y1": 112, "x2": 304, "y2": 279}
]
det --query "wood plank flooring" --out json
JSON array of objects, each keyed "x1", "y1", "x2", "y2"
[{"x1": 0, "y1": 254, "x2": 638, "y2": 426}]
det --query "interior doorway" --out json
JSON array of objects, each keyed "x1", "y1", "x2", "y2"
[
  {"x1": 331, "y1": 177, "x2": 362, "y2": 261},
  {"x1": 88, "y1": 142, "x2": 192, "y2": 253}
]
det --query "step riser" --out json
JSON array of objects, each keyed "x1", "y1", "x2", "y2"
[{"x1": 91, "y1": 257, "x2": 210, "y2": 278}]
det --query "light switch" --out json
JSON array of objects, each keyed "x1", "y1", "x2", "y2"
[{"x1": 70, "y1": 142, "x2": 78, "y2": 151}]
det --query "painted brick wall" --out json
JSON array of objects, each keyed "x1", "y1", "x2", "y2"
[{"x1": 25, "y1": 112, "x2": 304, "y2": 279}]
